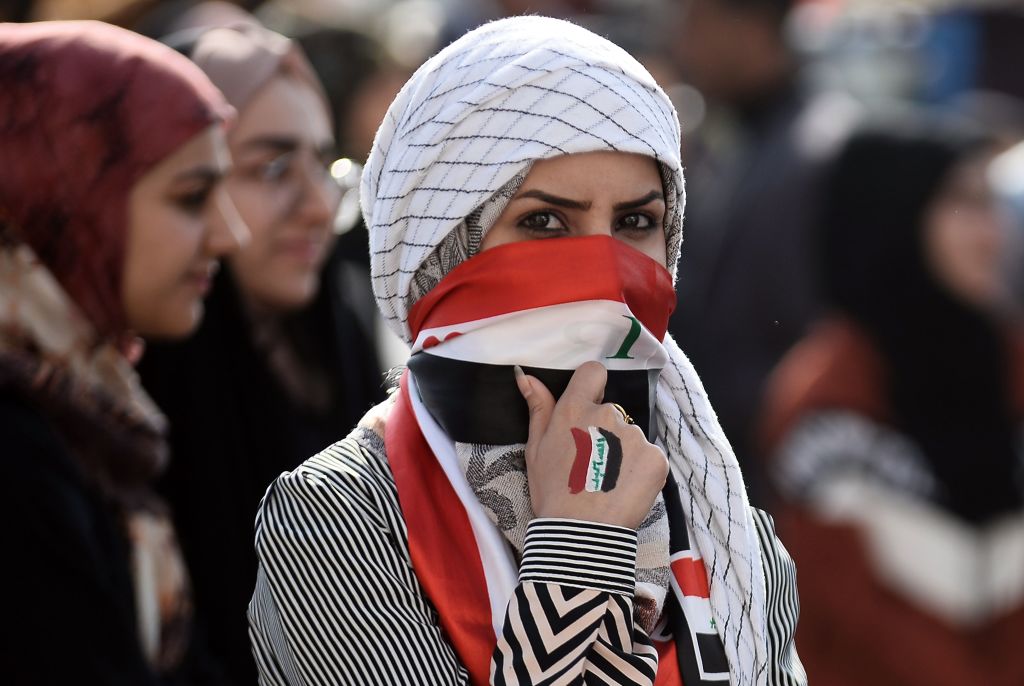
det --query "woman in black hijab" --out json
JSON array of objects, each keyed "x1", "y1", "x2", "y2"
[
  {"x1": 137, "y1": 23, "x2": 385, "y2": 686},
  {"x1": 759, "y1": 117, "x2": 1024, "y2": 685}
]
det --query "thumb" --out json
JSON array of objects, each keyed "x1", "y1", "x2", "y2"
[{"x1": 515, "y1": 365, "x2": 555, "y2": 443}]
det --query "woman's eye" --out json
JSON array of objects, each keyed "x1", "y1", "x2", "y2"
[
  {"x1": 175, "y1": 187, "x2": 213, "y2": 213},
  {"x1": 519, "y1": 212, "x2": 566, "y2": 232},
  {"x1": 258, "y1": 154, "x2": 293, "y2": 182},
  {"x1": 616, "y1": 212, "x2": 656, "y2": 233}
]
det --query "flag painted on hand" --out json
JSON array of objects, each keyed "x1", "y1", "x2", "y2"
[{"x1": 569, "y1": 426, "x2": 623, "y2": 493}]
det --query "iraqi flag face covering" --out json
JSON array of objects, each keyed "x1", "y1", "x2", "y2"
[
  {"x1": 407, "y1": 235, "x2": 674, "y2": 445},
  {"x1": 407, "y1": 234, "x2": 678, "y2": 636},
  {"x1": 401, "y1": 235, "x2": 733, "y2": 682}
]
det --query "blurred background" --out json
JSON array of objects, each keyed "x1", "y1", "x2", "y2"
[
  {"x1": 7, "y1": 0, "x2": 1024, "y2": 447},
  {"x1": 4, "y1": 1, "x2": 1024, "y2": 684},
  {"x1": 7, "y1": 0, "x2": 1024, "y2": 123},
  {"x1": 7, "y1": 0, "x2": 1024, "y2": 151}
]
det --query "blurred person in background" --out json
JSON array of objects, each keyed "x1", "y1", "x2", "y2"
[
  {"x1": 293, "y1": 22, "x2": 410, "y2": 362},
  {"x1": 990, "y1": 138, "x2": 1024, "y2": 303},
  {"x1": 759, "y1": 120, "x2": 1024, "y2": 686},
  {"x1": 439, "y1": 0, "x2": 597, "y2": 45},
  {"x1": 666, "y1": 0, "x2": 851, "y2": 501},
  {"x1": 287, "y1": 23, "x2": 406, "y2": 162},
  {"x1": 922, "y1": 5, "x2": 1024, "y2": 111},
  {"x1": 138, "y1": 21, "x2": 385, "y2": 686},
  {"x1": 0, "y1": 20, "x2": 242, "y2": 684}
]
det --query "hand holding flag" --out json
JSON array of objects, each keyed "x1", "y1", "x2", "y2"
[{"x1": 515, "y1": 361, "x2": 669, "y2": 529}]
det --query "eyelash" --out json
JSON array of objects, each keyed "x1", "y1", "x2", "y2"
[
  {"x1": 175, "y1": 186, "x2": 213, "y2": 213},
  {"x1": 257, "y1": 155, "x2": 293, "y2": 182},
  {"x1": 249, "y1": 152, "x2": 335, "y2": 183},
  {"x1": 517, "y1": 210, "x2": 659, "y2": 236}
]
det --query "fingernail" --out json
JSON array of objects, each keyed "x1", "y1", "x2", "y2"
[{"x1": 513, "y1": 365, "x2": 531, "y2": 397}]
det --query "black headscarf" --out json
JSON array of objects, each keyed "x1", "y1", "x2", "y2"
[
  {"x1": 819, "y1": 118, "x2": 1022, "y2": 524},
  {"x1": 137, "y1": 241, "x2": 385, "y2": 685}
]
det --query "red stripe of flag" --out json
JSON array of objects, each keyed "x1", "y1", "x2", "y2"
[
  {"x1": 653, "y1": 639, "x2": 682, "y2": 685},
  {"x1": 569, "y1": 428, "x2": 592, "y2": 494},
  {"x1": 407, "y1": 235, "x2": 675, "y2": 341},
  {"x1": 385, "y1": 374, "x2": 495, "y2": 684},
  {"x1": 671, "y1": 556, "x2": 711, "y2": 599}
]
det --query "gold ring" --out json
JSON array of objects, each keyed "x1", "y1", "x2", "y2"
[{"x1": 611, "y1": 403, "x2": 634, "y2": 425}]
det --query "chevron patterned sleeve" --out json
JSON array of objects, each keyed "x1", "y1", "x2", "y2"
[
  {"x1": 752, "y1": 508, "x2": 808, "y2": 686},
  {"x1": 491, "y1": 519, "x2": 659, "y2": 685}
]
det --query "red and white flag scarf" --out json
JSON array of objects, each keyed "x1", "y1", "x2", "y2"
[{"x1": 386, "y1": 236, "x2": 732, "y2": 684}]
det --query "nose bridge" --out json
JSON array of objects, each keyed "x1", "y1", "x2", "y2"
[
  {"x1": 295, "y1": 151, "x2": 340, "y2": 221},
  {"x1": 578, "y1": 205, "x2": 614, "y2": 237}
]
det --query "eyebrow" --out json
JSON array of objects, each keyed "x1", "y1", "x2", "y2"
[
  {"x1": 613, "y1": 190, "x2": 664, "y2": 210},
  {"x1": 513, "y1": 190, "x2": 591, "y2": 210},
  {"x1": 172, "y1": 166, "x2": 226, "y2": 184},
  {"x1": 512, "y1": 189, "x2": 664, "y2": 211},
  {"x1": 240, "y1": 135, "x2": 335, "y2": 157}
]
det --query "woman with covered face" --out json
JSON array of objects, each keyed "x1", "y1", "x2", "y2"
[
  {"x1": 759, "y1": 121, "x2": 1024, "y2": 686},
  {"x1": 0, "y1": 20, "x2": 244, "y2": 684},
  {"x1": 248, "y1": 16, "x2": 805, "y2": 686},
  {"x1": 137, "y1": 22, "x2": 386, "y2": 686}
]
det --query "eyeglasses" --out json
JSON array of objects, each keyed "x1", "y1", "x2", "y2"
[
  {"x1": 241, "y1": 148, "x2": 363, "y2": 234},
  {"x1": 329, "y1": 157, "x2": 363, "y2": 235}
]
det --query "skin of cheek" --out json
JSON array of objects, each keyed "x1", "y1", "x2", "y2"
[
  {"x1": 223, "y1": 178, "x2": 333, "y2": 311},
  {"x1": 224, "y1": 180, "x2": 284, "y2": 282},
  {"x1": 222, "y1": 77, "x2": 338, "y2": 312},
  {"x1": 926, "y1": 205, "x2": 1005, "y2": 308},
  {"x1": 568, "y1": 426, "x2": 624, "y2": 494},
  {"x1": 122, "y1": 126, "x2": 233, "y2": 339},
  {"x1": 923, "y1": 153, "x2": 1007, "y2": 309},
  {"x1": 123, "y1": 189, "x2": 207, "y2": 338}
]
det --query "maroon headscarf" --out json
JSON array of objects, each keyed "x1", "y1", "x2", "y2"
[{"x1": 0, "y1": 20, "x2": 234, "y2": 340}]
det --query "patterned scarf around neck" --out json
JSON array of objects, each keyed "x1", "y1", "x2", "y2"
[{"x1": 0, "y1": 242, "x2": 192, "y2": 672}]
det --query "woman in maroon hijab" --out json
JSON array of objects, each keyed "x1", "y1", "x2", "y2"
[{"x1": 0, "y1": 21, "x2": 244, "y2": 684}]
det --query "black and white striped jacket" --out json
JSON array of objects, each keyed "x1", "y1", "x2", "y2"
[{"x1": 248, "y1": 428, "x2": 806, "y2": 685}]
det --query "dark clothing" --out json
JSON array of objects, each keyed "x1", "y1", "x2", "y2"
[
  {"x1": 817, "y1": 124, "x2": 1018, "y2": 523},
  {"x1": 0, "y1": 389, "x2": 217, "y2": 686},
  {"x1": 139, "y1": 244, "x2": 385, "y2": 686},
  {"x1": 0, "y1": 21, "x2": 229, "y2": 686},
  {"x1": 669, "y1": 85, "x2": 828, "y2": 501},
  {"x1": 759, "y1": 318, "x2": 1024, "y2": 686},
  {"x1": 759, "y1": 124, "x2": 1024, "y2": 685}
]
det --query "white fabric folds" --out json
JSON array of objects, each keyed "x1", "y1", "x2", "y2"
[{"x1": 362, "y1": 16, "x2": 769, "y2": 685}]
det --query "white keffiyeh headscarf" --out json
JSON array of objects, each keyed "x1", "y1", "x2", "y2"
[{"x1": 362, "y1": 16, "x2": 769, "y2": 685}]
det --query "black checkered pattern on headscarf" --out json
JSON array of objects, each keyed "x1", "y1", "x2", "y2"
[{"x1": 362, "y1": 17, "x2": 683, "y2": 343}]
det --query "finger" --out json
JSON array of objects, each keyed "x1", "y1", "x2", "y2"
[
  {"x1": 515, "y1": 365, "x2": 556, "y2": 443},
  {"x1": 561, "y1": 361, "x2": 608, "y2": 406},
  {"x1": 600, "y1": 403, "x2": 633, "y2": 427}
]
